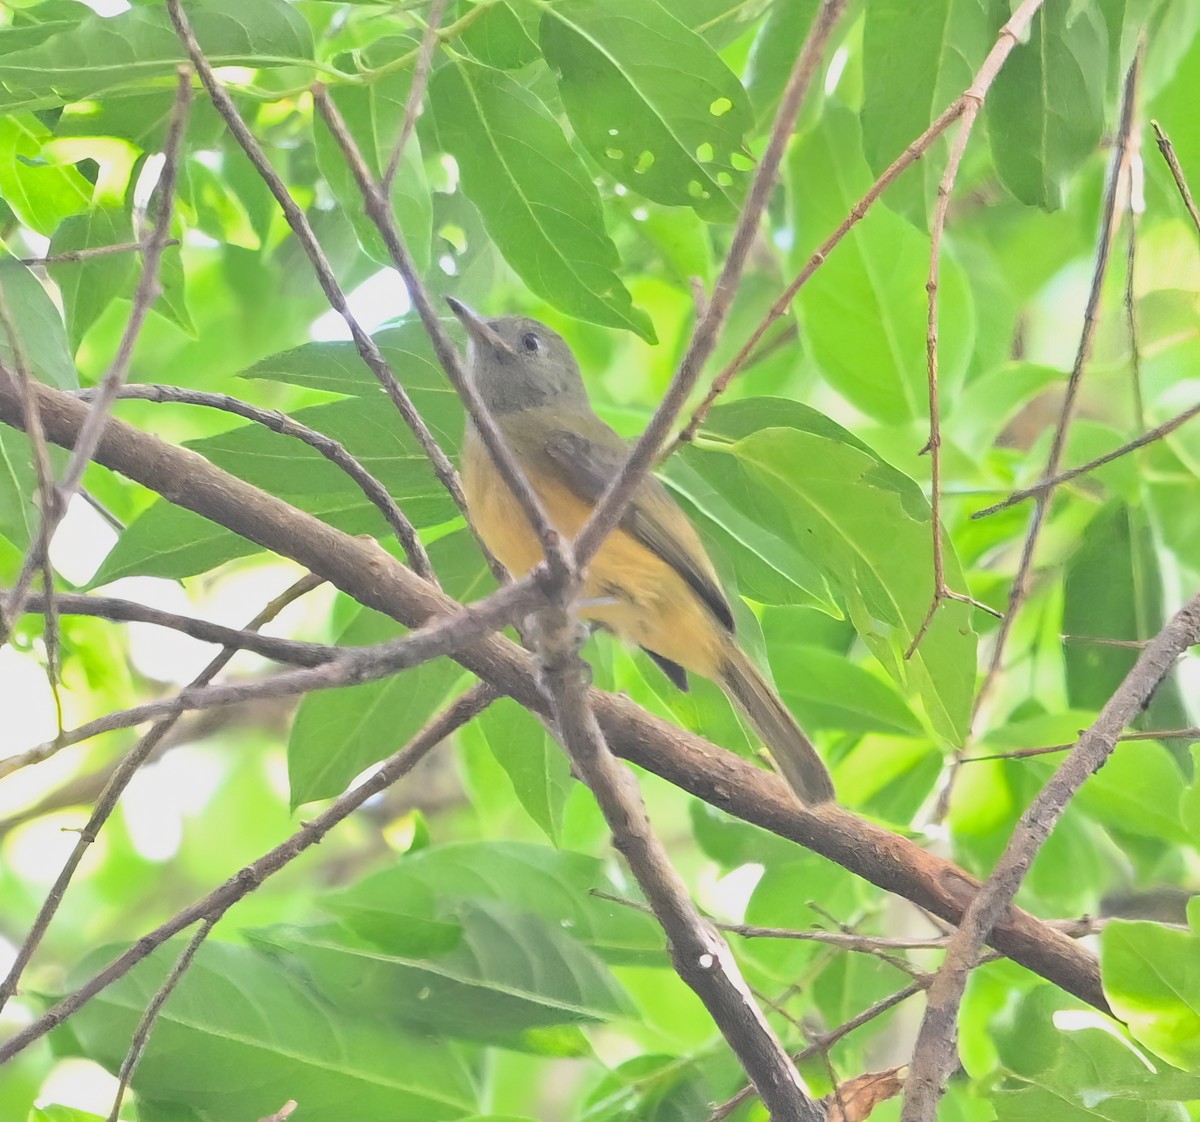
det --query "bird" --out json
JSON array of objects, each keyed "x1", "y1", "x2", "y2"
[{"x1": 448, "y1": 297, "x2": 835, "y2": 804}]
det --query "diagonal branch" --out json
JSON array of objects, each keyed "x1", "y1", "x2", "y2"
[
  {"x1": 972, "y1": 399, "x2": 1200, "y2": 518},
  {"x1": 0, "y1": 574, "x2": 540, "y2": 779},
  {"x1": 533, "y1": 599, "x2": 821, "y2": 1121},
  {"x1": 901, "y1": 591, "x2": 1200, "y2": 1121},
  {"x1": 938, "y1": 48, "x2": 1145, "y2": 821},
  {"x1": 310, "y1": 84, "x2": 571, "y2": 586},
  {"x1": 0, "y1": 371, "x2": 1112, "y2": 1021},
  {"x1": 2, "y1": 68, "x2": 192, "y2": 645},
  {"x1": 0, "y1": 572, "x2": 322, "y2": 1014},
  {"x1": 165, "y1": 0, "x2": 477, "y2": 571},
  {"x1": 1152, "y1": 119, "x2": 1200, "y2": 237},
  {"x1": 13, "y1": 588, "x2": 338, "y2": 666},
  {"x1": 574, "y1": 0, "x2": 849, "y2": 567},
  {"x1": 0, "y1": 682, "x2": 496, "y2": 1063},
  {"x1": 84, "y1": 383, "x2": 436, "y2": 582}
]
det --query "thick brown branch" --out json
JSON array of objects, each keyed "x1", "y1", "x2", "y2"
[
  {"x1": 534, "y1": 605, "x2": 820, "y2": 1121},
  {"x1": 87, "y1": 383, "x2": 436, "y2": 581},
  {"x1": 902, "y1": 591, "x2": 1200, "y2": 1121},
  {"x1": 2, "y1": 69, "x2": 192, "y2": 641},
  {"x1": 0, "y1": 373, "x2": 1111, "y2": 1032}
]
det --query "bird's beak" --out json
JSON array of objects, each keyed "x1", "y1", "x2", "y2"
[{"x1": 446, "y1": 297, "x2": 515, "y2": 355}]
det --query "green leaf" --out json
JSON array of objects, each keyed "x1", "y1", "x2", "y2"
[
  {"x1": 256, "y1": 903, "x2": 633, "y2": 1049},
  {"x1": 30, "y1": 1109, "x2": 106, "y2": 1122},
  {"x1": 313, "y1": 44, "x2": 432, "y2": 274},
  {"x1": 0, "y1": 256, "x2": 78, "y2": 389},
  {"x1": 788, "y1": 106, "x2": 976, "y2": 422},
  {"x1": 461, "y1": 696, "x2": 572, "y2": 843},
  {"x1": 243, "y1": 321, "x2": 445, "y2": 395},
  {"x1": 0, "y1": 113, "x2": 91, "y2": 234},
  {"x1": 287, "y1": 602, "x2": 463, "y2": 807},
  {"x1": 690, "y1": 411, "x2": 976, "y2": 743},
  {"x1": 861, "y1": 0, "x2": 991, "y2": 228},
  {"x1": 1102, "y1": 920, "x2": 1200, "y2": 1070},
  {"x1": 0, "y1": 427, "x2": 39, "y2": 563},
  {"x1": 47, "y1": 207, "x2": 137, "y2": 349},
  {"x1": 993, "y1": 1020, "x2": 1200, "y2": 1118},
  {"x1": 1064, "y1": 502, "x2": 1189, "y2": 732},
  {"x1": 745, "y1": 0, "x2": 821, "y2": 121},
  {"x1": 662, "y1": 452, "x2": 838, "y2": 612},
  {"x1": 461, "y1": 3, "x2": 540, "y2": 69},
  {"x1": 583, "y1": 1055, "x2": 713, "y2": 1122},
  {"x1": 56, "y1": 940, "x2": 478, "y2": 1120},
  {"x1": 540, "y1": 0, "x2": 754, "y2": 221},
  {"x1": 90, "y1": 390, "x2": 463, "y2": 585},
  {"x1": 323, "y1": 840, "x2": 662, "y2": 965},
  {"x1": 762, "y1": 639, "x2": 924, "y2": 736},
  {"x1": 430, "y1": 56, "x2": 653, "y2": 340},
  {"x1": 986, "y1": 2, "x2": 1108, "y2": 210},
  {"x1": 0, "y1": 0, "x2": 313, "y2": 109}
]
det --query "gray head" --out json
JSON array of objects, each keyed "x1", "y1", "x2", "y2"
[{"x1": 447, "y1": 298, "x2": 590, "y2": 415}]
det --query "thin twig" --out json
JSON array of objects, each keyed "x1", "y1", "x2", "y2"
[
  {"x1": 381, "y1": 0, "x2": 448, "y2": 192},
  {"x1": 0, "y1": 682, "x2": 496, "y2": 1063},
  {"x1": 964, "y1": 726, "x2": 1200, "y2": 763},
  {"x1": 901, "y1": 592, "x2": 1200, "y2": 1121},
  {"x1": 0, "y1": 573, "x2": 322, "y2": 1014},
  {"x1": 14, "y1": 588, "x2": 338, "y2": 666},
  {"x1": 84, "y1": 383, "x2": 437, "y2": 582},
  {"x1": 1125, "y1": 46, "x2": 1147, "y2": 432},
  {"x1": 164, "y1": 0, "x2": 478, "y2": 562},
  {"x1": 1152, "y1": 120, "x2": 1200, "y2": 238},
  {"x1": 1, "y1": 69, "x2": 192, "y2": 644},
  {"x1": 0, "y1": 574, "x2": 539, "y2": 779},
  {"x1": 106, "y1": 915, "x2": 224, "y2": 1122},
  {"x1": 972, "y1": 400, "x2": 1200, "y2": 518},
  {"x1": 677, "y1": 97, "x2": 964, "y2": 448},
  {"x1": 680, "y1": 0, "x2": 1052, "y2": 446},
  {"x1": 902, "y1": 1, "x2": 1051, "y2": 659},
  {"x1": 0, "y1": 292, "x2": 60, "y2": 696},
  {"x1": 311, "y1": 84, "x2": 571, "y2": 586},
  {"x1": 533, "y1": 601, "x2": 821, "y2": 1122},
  {"x1": 575, "y1": 0, "x2": 849, "y2": 568},
  {"x1": 937, "y1": 45, "x2": 1144, "y2": 821},
  {"x1": 0, "y1": 371, "x2": 1114, "y2": 1013},
  {"x1": 710, "y1": 981, "x2": 926, "y2": 1122},
  {"x1": 10, "y1": 239, "x2": 179, "y2": 267}
]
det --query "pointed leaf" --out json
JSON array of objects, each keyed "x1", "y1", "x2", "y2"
[{"x1": 431, "y1": 57, "x2": 653, "y2": 339}]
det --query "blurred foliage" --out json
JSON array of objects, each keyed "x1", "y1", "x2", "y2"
[{"x1": 0, "y1": 0, "x2": 1198, "y2": 1119}]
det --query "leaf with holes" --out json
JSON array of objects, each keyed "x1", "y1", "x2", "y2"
[
  {"x1": 431, "y1": 58, "x2": 653, "y2": 340},
  {"x1": 540, "y1": 0, "x2": 754, "y2": 221}
]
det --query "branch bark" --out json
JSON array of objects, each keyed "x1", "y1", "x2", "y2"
[{"x1": 0, "y1": 371, "x2": 1111, "y2": 1022}]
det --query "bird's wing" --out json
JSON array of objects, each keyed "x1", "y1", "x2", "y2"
[{"x1": 518, "y1": 411, "x2": 735, "y2": 634}]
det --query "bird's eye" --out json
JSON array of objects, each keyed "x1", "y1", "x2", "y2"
[{"x1": 521, "y1": 332, "x2": 541, "y2": 353}]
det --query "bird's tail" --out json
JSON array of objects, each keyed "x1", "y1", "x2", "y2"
[{"x1": 718, "y1": 642, "x2": 835, "y2": 804}]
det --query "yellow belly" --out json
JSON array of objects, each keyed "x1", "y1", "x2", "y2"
[{"x1": 462, "y1": 433, "x2": 723, "y2": 678}]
